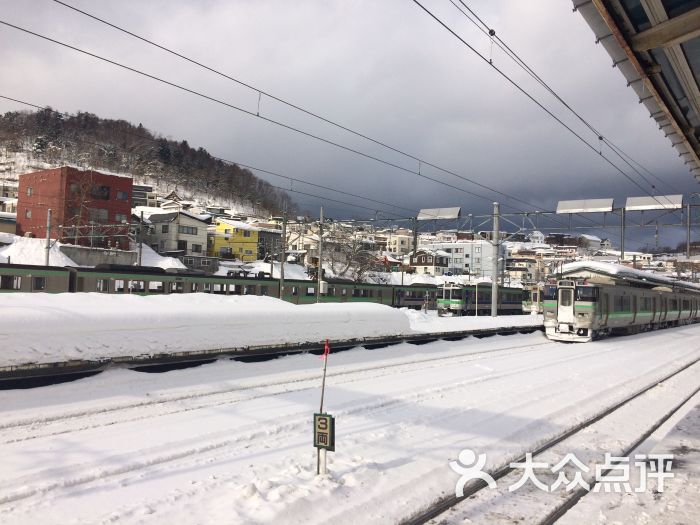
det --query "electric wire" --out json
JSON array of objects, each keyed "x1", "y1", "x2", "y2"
[
  {"x1": 0, "y1": 19, "x2": 521, "y2": 212},
  {"x1": 451, "y1": 0, "x2": 684, "y2": 199},
  {"x1": 411, "y1": 0, "x2": 671, "y2": 209},
  {"x1": 47, "y1": 0, "x2": 552, "y2": 211}
]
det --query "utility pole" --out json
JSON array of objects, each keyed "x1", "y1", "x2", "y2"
[
  {"x1": 279, "y1": 206, "x2": 287, "y2": 299},
  {"x1": 491, "y1": 202, "x2": 499, "y2": 317},
  {"x1": 316, "y1": 206, "x2": 323, "y2": 303},
  {"x1": 620, "y1": 207, "x2": 626, "y2": 262},
  {"x1": 687, "y1": 202, "x2": 691, "y2": 259},
  {"x1": 412, "y1": 216, "x2": 418, "y2": 254},
  {"x1": 45, "y1": 208, "x2": 52, "y2": 266},
  {"x1": 138, "y1": 211, "x2": 144, "y2": 266}
]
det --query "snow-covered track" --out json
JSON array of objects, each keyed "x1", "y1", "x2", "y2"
[
  {"x1": 0, "y1": 324, "x2": 542, "y2": 386},
  {"x1": 0, "y1": 338, "x2": 564, "y2": 444},
  {"x1": 400, "y1": 355, "x2": 700, "y2": 525}
]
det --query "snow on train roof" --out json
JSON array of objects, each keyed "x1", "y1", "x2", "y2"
[{"x1": 561, "y1": 261, "x2": 700, "y2": 292}]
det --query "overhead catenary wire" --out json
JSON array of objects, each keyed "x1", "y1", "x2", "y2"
[
  {"x1": 0, "y1": 19, "x2": 527, "y2": 213},
  {"x1": 0, "y1": 94, "x2": 422, "y2": 220},
  {"x1": 411, "y1": 0, "x2": 673, "y2": 210},
  {"x1": 449, "y1": 0, "x2": 684, "y2": 204},
  {"x1": 0, "y1": 93, "x2": 663, "y2": 247},
  {"x1": 0, "y1": 17, "x2": 600, "y2": 235},
  {"x1": 44, "y1": 0, "x2": 552, "y2": 212}
]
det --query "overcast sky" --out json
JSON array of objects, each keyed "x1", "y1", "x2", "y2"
[{"x1": 1, "y1": 0, "x2": 698, "y2": 248}]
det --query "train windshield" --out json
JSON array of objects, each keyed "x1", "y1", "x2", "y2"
[
  {"x1": 575, "y1": 286, "x2": 599, "y2": 302},
  {"x1": 543, "y1": 285, "x2": 557, "y2": 300}
]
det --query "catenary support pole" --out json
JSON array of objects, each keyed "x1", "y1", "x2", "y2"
[
  {"x1": 44, "y1": 208, "x2": 52, "y2": 266},
  {"x1": 687, "y1": 203, "x2": 691, "y2": 259},
  {"x1": 138, "y1": 211, "x2": 144, "y2": 266},
  {"x1": 279, "y1": 207, "x2": 287, "y2": 299},
  {"x1": 491, "y1": 202, "x2": 499, "y2": 317},
  {"x1": 412, "y1": 217, "x2": 418, "y2": 254},
  {"x1": 621, "y1": 207, "x2": 626, "y2": 261},
  {"x1": 316, "y1": 206, "x2": 323, "y2": 303}
]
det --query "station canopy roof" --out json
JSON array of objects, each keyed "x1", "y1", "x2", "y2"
[
  {"x1": 417, "y1": 207, "x2": 461, "y2": 220},
  {"x1": 625, "y1": 194, "x2": 684, "y2": 210},
  {"x1": 556, "y1": 198, "x2": 615, "y2": 213},
  {"x1": 573, "y1": 0, "x2": 700, "y2": 183}
]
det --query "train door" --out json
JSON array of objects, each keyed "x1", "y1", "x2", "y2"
[
  {"x1": 601, "y1": 293, "x2": 609, "y2": 324},
  {"x1": 558, "y1": 286, "x2": 575, "y2": 324},
  {"x1": 661, "y1": 297, "x2": 667, "y2": 322}
]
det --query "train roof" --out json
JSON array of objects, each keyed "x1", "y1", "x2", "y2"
[
  {"x1": 0, "y1": 262, "x2": 72, "y2": 272},
  {"x1": 561, "y1": 261, "x2": 700, "y2": 294}
]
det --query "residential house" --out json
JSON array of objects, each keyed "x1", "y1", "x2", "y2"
[
  {"x1": 409, "y1": 249, "x2": 450, "y2": 276},
  {"x1": 148, "y1": 211, "x2": 209, "y2": 256},
  {"x1": 210, "y1": 217, "x2": 282, "y2": 262}
]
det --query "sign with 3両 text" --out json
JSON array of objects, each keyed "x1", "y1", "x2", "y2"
[{"x1": 313, "y1": 413, "x2": 335, "y2": 451}]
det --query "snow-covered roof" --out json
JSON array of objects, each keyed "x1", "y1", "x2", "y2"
[
  {"x1": 579, "y1": 234, "x2": 601, "y2": 242},
  {"x1": 561, "y1": 261, "x2": 700, "y2": 292},
  {"x1": 0, "y1": 236, "x2": 78, "y2": 266},
  {"x1": 215, "y1": 217, "x2": 281, "y2": 234}
]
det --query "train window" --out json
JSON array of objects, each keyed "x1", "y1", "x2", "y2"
[
  {"x1": 32, "y1": 277, "x2": 46, "y2": 291},
  {"x1": 352, "y1": 289, "x2": 361, "y2": 297},
  {"x1": 575, "y1": 287, "x2": 598, "y2": 302},
  {"x1": 306, "y1": 287, "x2": 315, "y2": 296},
  {"x1": 559, "y1": 289, "x2": 572, "y2": 307},
  {"x1": 327, "y1": 287, "x2": 335, "y2": 296},
  {"x1": 543, "y1": 285, "x2": 557, "y2": 300},
  {"x1": 203, "y1": 282, "x2": 211, "y2": 293},
  {"x1": 260, "y1": 286, "x2": 268, "y2": 296},
  {"x1": 292, "y1": 286, "x2": 298, "y2": 296},
  {"x1": 170, "y1": 282, "x2": 184, "y2": 293},
  {"x1": 244, "y1": 286, "x2": 256, "y2": 295},
  {"x1": 0, "y1": 275, "x2": 19, "y2": 290},
  {"x1": 341, "y1": 288, "x2": 347, "y2": 296},
  {"x1": 191, "y1": 282, "x2": 199, "y2": 293},
  {"x1": 130, "y1": 280, "x2": 145, "y2": 292},
  {"x1": 115, "y1": 280, "x2": 126, "y2": 293},
  {"x1": 150, "y1": 281, "x2": 164, "y2": 293}
]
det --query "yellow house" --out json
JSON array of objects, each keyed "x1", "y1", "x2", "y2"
[{"x1": 209, "y1": 218, "x2": 260, "y2": 261}]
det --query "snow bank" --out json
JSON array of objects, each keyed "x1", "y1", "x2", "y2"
[
  {"x1": 216, "y1": 260, "x2": 310, "y2": 280},
  {"x1": 130, "y1": 242, "x2": 186, "y2": 269},
  {"x1": 0, "y1": 294, "x2": 411, "y2": 366},
  {"x1": 0, "y1": 236, "x2": 78, "y2": 266},
  {"x1": 406, "y1": 309, "x2": 543, "y2": 332}
]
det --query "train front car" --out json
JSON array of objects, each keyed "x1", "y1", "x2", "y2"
[
  {"x1": 437, "y1": 284, "x2": 465, "y2": 316},
  {"x1": 545, "y1": 279, "x2": 600, "y2": 342}
]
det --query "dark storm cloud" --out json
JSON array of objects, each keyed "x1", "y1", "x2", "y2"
[{"x1": 0, "y1": 0, "x2": 697, "y2": 247}]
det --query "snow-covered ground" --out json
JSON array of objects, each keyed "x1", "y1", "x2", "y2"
[
  {"x1": 0, "y1": 294, "x2": 412, "y2": 366},
  {"x1": 406, "y1": 309, "x2": 542, "y2": 332},
  {"x1": 0, "y1": 327, "x2": 698, "y2": 524}
]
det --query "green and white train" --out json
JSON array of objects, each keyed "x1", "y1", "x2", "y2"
[{"x1": 545, "y1": 262, "x2": 700, "y2": 342}]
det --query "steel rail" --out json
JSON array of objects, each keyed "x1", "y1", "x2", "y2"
[{"x1": 399, "y1": 355, "x2": 700, "y2": 525}]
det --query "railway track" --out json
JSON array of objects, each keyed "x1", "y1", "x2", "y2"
[
  {"x1": 0, "y1": 323, "x2": 542, "y2": 386},
  {"x1": 0, "y1": 337, "x2": 574, "y2": 444},
  {"x1": 400, "y1": 355, "x2": 700, "y2": 525}
]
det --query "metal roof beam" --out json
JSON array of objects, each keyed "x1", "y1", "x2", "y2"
[{"x1": 631, "y1": 5, "x2": 700, "y2": 51}]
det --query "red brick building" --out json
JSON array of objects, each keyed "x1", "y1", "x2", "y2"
[{"x1": 16, "y1": 167, "x2": 133, "y2": 249}]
